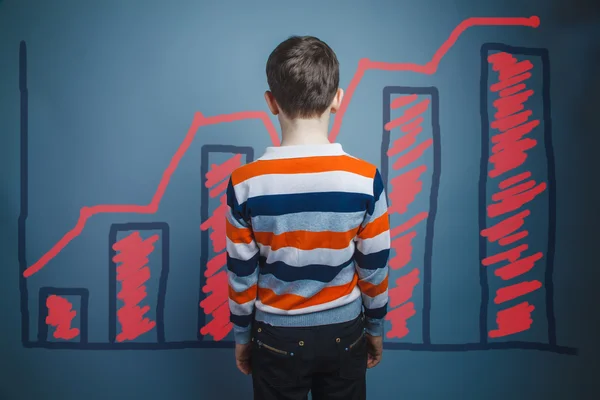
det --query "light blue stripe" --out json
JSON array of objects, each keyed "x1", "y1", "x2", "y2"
[
  {"x1": 252, "y1": 211, "x2": 365, "y2": 234},
  {"x1": 255, "y1": 296, "x2": 363, "y2": 328},
  {"x1": 228, "y1": 270, "x2": 258, "y2": 293},
  {"x1": 355, "y1": 266, "x2": 388, "y2": 286}
]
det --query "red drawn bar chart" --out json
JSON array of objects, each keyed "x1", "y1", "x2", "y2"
[{"x1": 16, "y1": 17, "x2": 575, "y2": 354}]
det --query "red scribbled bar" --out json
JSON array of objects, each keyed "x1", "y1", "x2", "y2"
[
  {"x1": 384, "y1": 93, "x2": 433, "y2": 340},
  {"x1": 112, "y1": 231, "x2": 158, "y2": 342},
  {"x1": 199, "y1": 154, "x2": 242, "y2": 340},
  {"x1": 482, "y1": 51, "x2": 547, "y2": 339},
  {"x1": 46, "y1": 295, "x2": 79, "y2": 340},
  {"x1": 489, "y1": 302, "x2": 535, "y2": 338}
]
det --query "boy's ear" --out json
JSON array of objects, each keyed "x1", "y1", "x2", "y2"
[
  {"x1": 264, "y1": 91, "x2": 279, "y2": 115},
  {"x1": 330, "y1": 88, "x2": 344, "y2": 114}
]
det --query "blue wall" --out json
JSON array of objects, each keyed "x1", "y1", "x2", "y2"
[{"x1": 1, "y1": 0, "x2": 598, "y2": 398}]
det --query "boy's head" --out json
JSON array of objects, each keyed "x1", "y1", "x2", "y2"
[{"x1": 265, "y1": 36, "x2": 343, "y2": 120}]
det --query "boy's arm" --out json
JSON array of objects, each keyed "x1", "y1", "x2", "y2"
[
  {"x1": 354, "y1": 168, "x2": 391, "y2": 336},
  {"x1": 225, "y1": 177, "x2": 260, "y2": 345}
]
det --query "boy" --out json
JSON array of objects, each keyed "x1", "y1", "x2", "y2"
[{"x1": 225, "y1": 36, "x2": 391, "y2": 400}]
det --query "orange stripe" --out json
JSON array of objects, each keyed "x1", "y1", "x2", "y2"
[
  {"x1": 253, "y1": 227, "x2": 359, "y2": 251},
  {"x1": 258, "y1": 274, "x2": 359, "y2": 311},
  {"x1": 358, "y1": 275, "x2": 388, "y2": 298},
  {"x1": 226, "y1": 218, "x2": 253, "y2": 244},
  {"x1": 229, "y1": 284, "x2": 257, "y2": 304},
  {"x1": 231, "y1": 155, "x2": 375, "y2": 185},
  {"x1": 358, "y1": 213, "x2": 389, "y2": 240}
]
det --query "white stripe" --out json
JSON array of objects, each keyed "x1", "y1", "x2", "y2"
[
  {"x1": 252, "y1": 211, "x2": 365, "y2": 234},
  {"x1": 255, "y1": 286, "x2": 361, "y2": 315},
  {"x1": 226, "y1": 238, "x2": 259, "y2": 261},
  {"x1": 362, "y1": 289, "x2": 388, "y2": 309},
  {"x1": 356, "y1": 230, "x2": 390, "y2": 255},
  {"x1": 229, "y1": 298, "x2": 254, "y2": 316},
  {"x1": 233, "y1": 171, "x2": 372, "y2": 203},
  {"x1": 262, "y1": 244, "x2": 355, "y2": 267}
]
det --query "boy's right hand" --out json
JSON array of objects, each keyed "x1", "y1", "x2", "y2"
[{"x1": 366, "y1": 334, "x2": 383, "y2": 369}]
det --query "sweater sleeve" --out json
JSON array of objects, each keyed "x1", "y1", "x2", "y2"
[
  {"x1": 354, "y1": 168, "x2": 391, "y2": 336},
  {"x1": 225, "y1": 177, "x2": 260, "y2": 345}
]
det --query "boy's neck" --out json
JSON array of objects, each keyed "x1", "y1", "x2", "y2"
[{"x1": 278, "y1": 112, "x2": 332, "y2": 146}]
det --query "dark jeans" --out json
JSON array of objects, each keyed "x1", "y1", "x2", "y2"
[{"x1": 250, "y1": 314, "x2": 367, "y2": 400}]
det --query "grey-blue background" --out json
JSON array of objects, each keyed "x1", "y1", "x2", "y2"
[{"x1": 1, "y1": 0, "x2": 599, "y2": 399}]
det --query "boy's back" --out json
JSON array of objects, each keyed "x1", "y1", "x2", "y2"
[{"x1": 225, "y1": 35, "x2": 390, "y2": 400}]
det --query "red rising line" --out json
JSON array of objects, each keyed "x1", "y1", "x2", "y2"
[
  {"x1": 489, "y1": 301, "x2": 535, "y2": 338},
  {"x1": 46, "y1": 295, "x2": 79, "y2": 340},
  {"x1": 113, "y1": 231, "x2": 159, "y2": 342},
  {"x1": 494, "y1": 280, "x2": 542, "y2": 304},
  {"x1": 329, "y1": 16, "x2": 539, "y2": 142},
  {"x1": 24, "y1": 16, "x2": 540, "y2": 278}
]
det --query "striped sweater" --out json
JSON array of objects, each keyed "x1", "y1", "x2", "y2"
[{"x1": 225, "y1": 143, "x2": 391, "y2": 344}]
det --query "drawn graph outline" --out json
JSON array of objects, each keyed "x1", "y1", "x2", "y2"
[{"x1": 17, "y1": 17, "x2": 577, "y2": 354}]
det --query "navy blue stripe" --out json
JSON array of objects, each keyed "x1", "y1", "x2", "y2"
[
  {"x1": 364, "y1": 304, "x2": 387, "y2": 319},
  {"x1": 245, "y1": 192, "x2": 371, "y2": 217},
  {"x1": 373, "y1": 168, "x2": 384, "y2": 203},
  {"x1": 354, "y1": 249, "x2": 390, "y2": 270},
  {"x1": 230, "y1": 313, "x2": 252, "y2": 327},
  {"x1": 259, "y1": 257, "x2": 354, "y2": 283},
  {"x1": 227, "y1": 178, "x2": 251, "y2": 223},
  {"x1": 227, "y1": 253, "x2": 259, "y2": 277}
]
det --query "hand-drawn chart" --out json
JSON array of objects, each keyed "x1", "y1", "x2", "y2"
[{"x1": 17, "y1": 16, "x2": 577, "y2": 354}]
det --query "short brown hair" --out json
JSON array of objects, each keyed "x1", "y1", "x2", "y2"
[{"x1": 266, "y1": 36, "x2": 339, "y2": 119}]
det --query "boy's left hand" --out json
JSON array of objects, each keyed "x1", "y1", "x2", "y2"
[{"x1": 235, "y1": 343, "x2": 252, "y2": 375}]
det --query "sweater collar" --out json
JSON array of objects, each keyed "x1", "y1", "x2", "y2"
[{"x1": 259, "y1": 143, "x2": 346, "y2": 160}]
